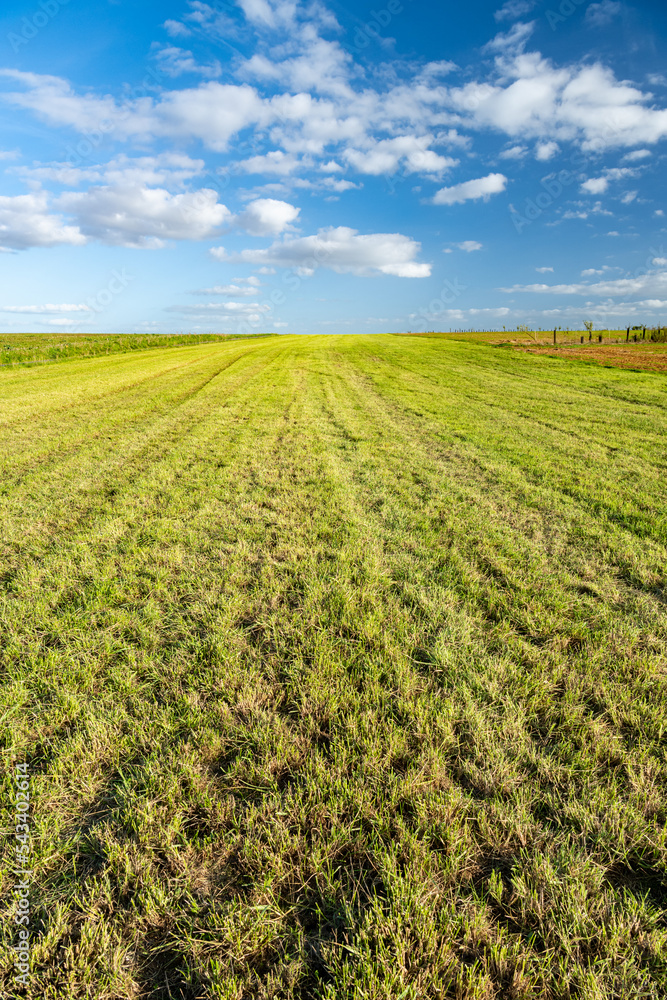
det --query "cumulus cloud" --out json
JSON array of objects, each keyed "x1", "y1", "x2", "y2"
[
  {"x1": 449, "y1": 58, "x2": 667, "y2": 151},
  {"x1": 454, "y1": 240, "x2": 483, "y2": 251},
  {"x1": 0, "y1": 72, "x2": 268, "y2": 152},
  {"x1": 211, "y1": 226, "x2": 431, "y2": 277},
  {"x1": 238, "y1": 150, "x2": 305, "y2": 175},
  {"x1": 0, "y1": 192, "x2": 86, "y2": 251},
  {"x1": 433, "y1": 173, "x2": 507, "y2": 205},
  {"x1": 59, "y1": 185, "x2": 230, "y2": 247},
  {"x1": 581, "y1": 177, "x2": 609, "y2": 194},
  {"x1": 235, "y1": 198, "x2": 299, "y2": 236},
  {"x1": 344, "y1": 136, "x2": 457, "y2": 176},
  {"x1": 535, "y1": 140, "x2": 559, "y2": 160}
]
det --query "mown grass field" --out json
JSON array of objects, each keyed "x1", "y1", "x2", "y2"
[
  {"x1": 0, "y1": 333, "x2": 271, "y2": 368},
  {"x1": 1, "y1": 334, "x2": 666, "y2": 1000}
]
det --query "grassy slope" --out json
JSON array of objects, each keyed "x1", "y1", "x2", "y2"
[{"x1": 0, "y1": 335, "x2": 666, "y2": 1000}]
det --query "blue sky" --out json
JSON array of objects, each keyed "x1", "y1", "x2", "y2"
[{"x1": 0, "y1": 0, "x2": 666, "y2": 334}]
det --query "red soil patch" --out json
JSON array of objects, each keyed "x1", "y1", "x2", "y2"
[{"x1": 518, "y1": 343, "x2": 667, "y2": 373}]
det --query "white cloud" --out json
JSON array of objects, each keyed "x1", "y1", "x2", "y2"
[
  {"x1": 237, "y1": 0, "x2": 285, "y2": 28},
  {"x1": 468, "y1": 307, "x2": 511, "y2": 317},
  {"x1": 241, "y1": 36, "x2": 353, "y2": 99},
  {"x1": 163, "y1": 19, "x2": 191, "y2": 37},
  {"x1": 581, "y1": 177, "x2": 609, "y2": 194},
  {"x1": 0, "y1": 191, "x2": 86, "y2": 250},
  {"x1": 0, "y1": 72, "x2": 268, "y2": 152},
  {"x1": 535, "y1": 266, "x2": 554, "y2": 272},
  {"x1": 193, "y1": 280, "x2": 260, "y2": 296},
  {"x1": 45, "y1": 317, "x2": 89, "y2": 327},
  {"x1": 450, "y1": 58, "x2": 667, "y2": 152},
  {"x1": 484, "y1": 21, "x2": 535, "y2": 54},
  {"x1": 153, "y1": 46, "x2": 221, "y2": 79},
  {"x1": 622, "y1": 149, "x2": 651, "y2": 161},
  {"x1": 344, "y1": 135, "x2": 457, "y2": 176},
  {"x1": 0, "y1": 303, "x2": 92, "y2": 313},
  {"x1": 585, "y1": 1, "x2": 622, "y2": 28},
  {"x1": 167, "y1": 298, "x2": 273, "y2": 324},
  {"x1": 59, "y1": 185, "x2": 230, "y2": 247},
  {"x1": 235, "y1": 198, "x2": 299, "y2": 236},
  {"x1": 494, "y1": 0, "x2": 537, "y2": 21},
  {"x1": 13, "y1": 153, "x2": 206, "y2": 189},
  {"x1": 237, "y1": 150, "x2": 304, "y2": 175},
  {"x1": 535, "y1": 140, "x2": 559, "y2": 160},
  {"x1": 501, "y1": 266, "x2": 667, "y2": 299},
  {"x1": 580, "y1": 164, "x2": 642, "y2": 196},
  {"x1": 621, "y1": 190, "x2": 638, "y2": 204},
  {"x1": 454, "y1": 240, "x2": 483, "y2": 252},
  {"x1": 499, "y1": 144, "x2": 528, "y2": 159},
  {"x1": 211, "y1": 226, "x2": 430, "y2": 277},
  {"x1": 433, "y1": 173, "x2": 507, "y2": 205}
]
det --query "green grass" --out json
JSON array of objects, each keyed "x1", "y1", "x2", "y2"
[
  {"x1": 1, "y1": 334, "x2": 666, "y2": 999},
  {"x1": 0, "y1": 332, "x2": 274, "y2": 368}
]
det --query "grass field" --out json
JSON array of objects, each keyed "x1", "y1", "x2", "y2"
[
  {"x1": 0, "y1": 333, "x2": 272, "y2": 368},
  {"x1": 1, "y1": 334, "x2": 666, "y2": 999}
]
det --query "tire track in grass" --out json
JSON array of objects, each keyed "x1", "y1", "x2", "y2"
[
  {"x1": 0, "y1": 338, "x2": 275, "y2": 429},
  {"x1": 0, "y1": 341, "x2": 274, "y2": 478},
  {"x1": 299, "y1": 342, "x2": 667, "y2": 999},
  {"x1": 2, "y1": 335, "x2": 666, "y2": 999},
  {"x1": 306, "y1": 343, "x2": 666, "y2": 757},
  {"x1": 344, "y1": 339, "x2": 667, "y2": 573},
  {"x1": 0, "y1": 343, "x2": 292, "y2": 558},
  {"x1": 363, "y1": 337, "x2": 667, "y2": 465},
  {"x1": 0, "y1": 342, "x2": 313, "y2": 676}
]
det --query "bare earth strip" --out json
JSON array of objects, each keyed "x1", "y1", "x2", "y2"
[
  {"x1": 0, "y1": 335, "x2": 665, "y2": 1000},
  {"x1": 518, "y1": 342, "x2": 667, "y2": 374}
]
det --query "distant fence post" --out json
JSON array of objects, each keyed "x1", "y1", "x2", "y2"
[
  {"x1": 553, "y1": 328, "x2": 556, "y2": 345},
  {"x1": 580, "y1": 336, "x2": 584, "y2": 344},
  {"x1": 642, "y1": 326, "x2": 646, "y2": 340},
  {"x1": 626, "y1": 327, "x2": 630, "y2": 341},
  {"x1": 598, "y1": 335, "x2": 602, "y2": 343}
]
